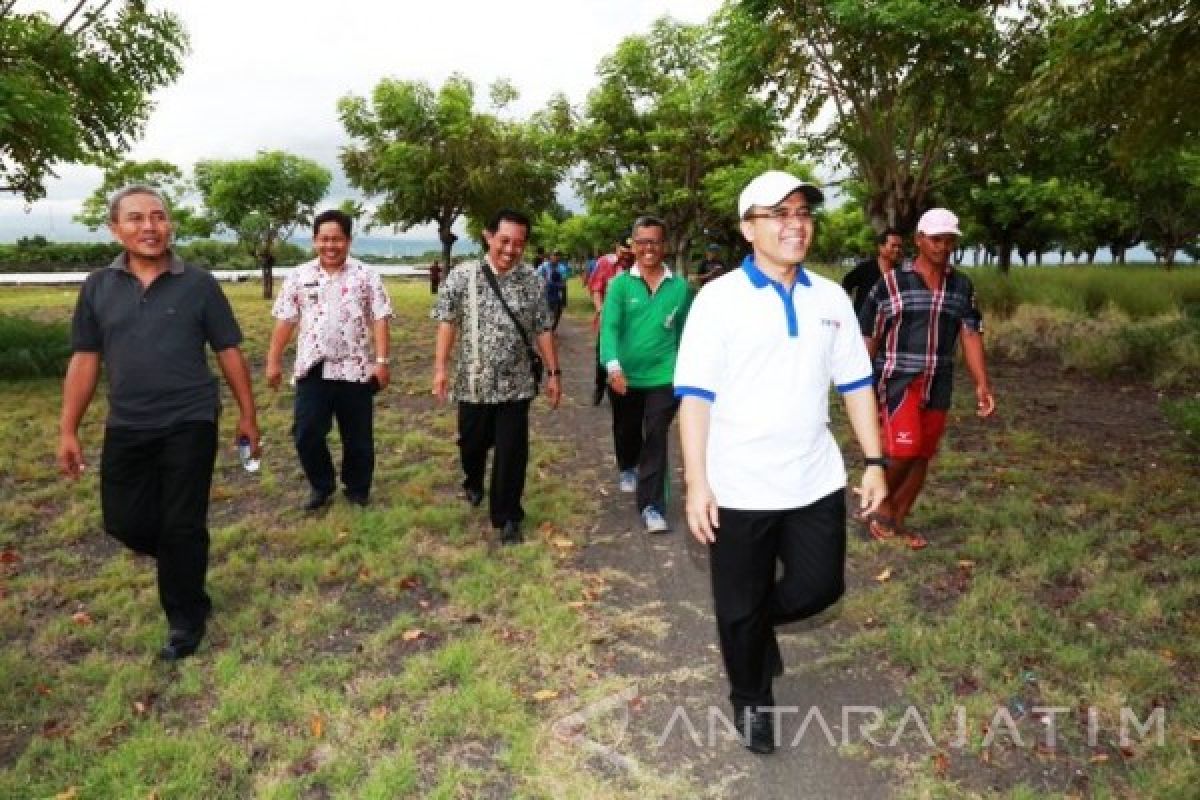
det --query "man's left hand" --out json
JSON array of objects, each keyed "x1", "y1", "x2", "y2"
[
  {"x1": 372, "y1": 363, "x2": 390, "y2": 391},
  {"x1": 236, "y1": 416, "x2": 261, "y2": 458},
  {"x1": 975, "y1": 384, "x2": 995, "y2": 417},
  {"x1": 544, "y1": 375, "x2": 562, "y2": 409},
  {"x1": 854, "y1": 468, "x2": 887, "y2": 516}
]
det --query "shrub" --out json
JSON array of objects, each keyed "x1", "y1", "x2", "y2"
[
  {"x1": 0, "y1": 313, "x2": 71, "y2": 379},
  {"x1": 1162, "y1": 397, "x2": 1200, "y2": 450}
]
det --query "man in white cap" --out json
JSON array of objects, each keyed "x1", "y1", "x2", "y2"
[
  {"x1": 859, "y1": 208, "x2": 995, "y2": 549},
  {"x1": 674, "y1": 170, "x2": 888, "y2": 754}
]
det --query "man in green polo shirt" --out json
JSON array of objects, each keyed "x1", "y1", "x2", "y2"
[{"x1": 600, "y1": 215, "x2": 693, "y2": 533}]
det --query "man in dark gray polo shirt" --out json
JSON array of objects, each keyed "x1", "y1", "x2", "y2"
[{"x1": 57, "y1": 185, "x2": 260, "y2": 661}]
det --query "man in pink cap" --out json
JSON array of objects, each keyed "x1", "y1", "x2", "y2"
[{"x1": 859, "y1": 207, "x2": 995, "y2": 549}]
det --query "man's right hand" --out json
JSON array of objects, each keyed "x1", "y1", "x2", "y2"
[
  {"x1": 608, "y1": 370, "x2": 628, "y2": 396},
  {"x1": 57, "y1": 433, "x2": 85, "y2": 480},
  {"x1": 266, "y1": 361, "x2": 283, "y2": 390},
  {"x1": 432, "y1": 368, "x2": 449, "y2": 403},
  {"x1": 684, "y1": 480, "x2": 720, "y2": 545}
]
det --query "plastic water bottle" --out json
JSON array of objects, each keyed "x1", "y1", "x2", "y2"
[{"x1": 237, "y1": 435, "x2": 260, "y2": 473}]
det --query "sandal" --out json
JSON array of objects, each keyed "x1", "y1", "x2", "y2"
[
  {"x1": 866, "y1": 513, "x2": 897, "y2": 541},
  {"x1": 905, "y1": 530, "x2": 928, "y2": 550}
]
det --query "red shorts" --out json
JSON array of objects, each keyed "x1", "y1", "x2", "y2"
[{"x1": 881, "y1": 379, "x2": 947, "y2": 460}]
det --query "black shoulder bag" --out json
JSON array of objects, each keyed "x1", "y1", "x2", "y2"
[{"x1": 479, "y1": 263, "x2": 544, "y2": 390}]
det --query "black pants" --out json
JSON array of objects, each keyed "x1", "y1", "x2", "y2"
[
  {"x1": 609, "y1": 385, "x2": 678, "y2": 512},
  {"x1": 101, "y1": 421, "x2": 218, "y2": 631},
  {"x1": 709, "y1": 489, "x2": 847, "y2": 714},
  {"x1": 594, "y1": 340, "x2": 607, "y2": 397},
  {"x1": 458, "y1": 399, "x2": 531, "y2": 528},
  {"x1": 293, "y1": 373, "x2": 376, "y2": 499}
]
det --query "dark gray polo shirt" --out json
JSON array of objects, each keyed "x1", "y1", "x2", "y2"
[{"x1": 70, "y1": 252, "x2": 243, "y2": 429}]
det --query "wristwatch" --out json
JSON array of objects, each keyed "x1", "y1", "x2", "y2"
[
  {"x1": 863, "y1": 456, "x2": 889, "y2": 469},
  {"x1": 375, "y1": 357, "x2": 390, "y2": 365},
  {"x1": 546, "y1": 368, "x2": 562, "y2": 377}
]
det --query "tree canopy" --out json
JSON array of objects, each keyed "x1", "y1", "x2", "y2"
[
  {"x1": 194, "y1": 151, "x2": 330, "y2": 297},
  {"x1": 0, "y1": 1, "x2": 188, "y2": 202},
  {"x1": 74, "y1": 158, "x2": 211, "y2": 239},
  {"x1": 338, "y1": 74, "x2": 571, "y2": 269}
]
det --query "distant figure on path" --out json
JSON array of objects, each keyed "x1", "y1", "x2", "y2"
[
  {"x1": 431, "y1": 209, "x2": 563, "y2": 545},
  {"x1": 860, "y1": 208, "x2": 995, "y2": 549},
  {"x1": 675, "y1": 170, "x2": 886, "y2": 754},
  {"x1": 841, "y1": 228, "x2": 903, "y2": 315},
  {"x1": 599, "y1": 215, "x2": 692, "y2": 533},
  {"x1": 57, "y1": 185, "x2": 260, "y2": 661},
  {"x1": 586, "y1": 237, "x2": 634, "y2": 405},
  {"x1": 266, "y1": 209, "x2": 393, "y2": 511}
]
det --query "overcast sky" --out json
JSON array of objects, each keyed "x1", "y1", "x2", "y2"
[{"x1": 2, "y1": 0, "x2": 722, "y2": 241}]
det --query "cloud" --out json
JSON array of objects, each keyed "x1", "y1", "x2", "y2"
[{"x1": 6, "y1": 0, "x2": 720, "y2": 240}]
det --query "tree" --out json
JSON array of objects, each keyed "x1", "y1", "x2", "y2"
[
  {"x1": 718, "y1": 0, "x2": 1038, "y2": 233},
  {"x1": 1133, "y1": 147, "x2": 1200, "y2": 269},
  {"x1": 338, "y1": 74, "x2": 571, "y2": 270},
  {"x1": 194, "y1": 151, "x2": 330, "y2": 298},
  {"x1": 1020, "y1": 1, "x2": 1199, "y2": 164},
  {"x1": 0, "y1": 2, "x2": 188, "y2": 202},
  {"x1": 578, "y1": 17, "x2": 781, "y2": 272},
  {"x1": 74, "y1": 159, "x2": 211, "y2": 239}
]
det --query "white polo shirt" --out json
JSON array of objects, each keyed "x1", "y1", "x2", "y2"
[{"x1": 673, "y1": 256, "x2": 873, "y2": 511}]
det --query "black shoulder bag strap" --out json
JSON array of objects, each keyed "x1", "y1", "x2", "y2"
[{"x1": 479, "y1": 262, "x2": 544, "y2": 389}]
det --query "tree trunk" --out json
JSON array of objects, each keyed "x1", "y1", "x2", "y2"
[
  {"x1": 996, "y1": 236, "x2": 1012, "y2": 274},
  {"x1": 671, "y1": 230, "x2": 691, "y2": 275},
  {"x1": 1035, "y1": 250, "x2": 1043, "y2": 267},
  {"x1": 438, "y1": 222, "x2": 456, "y2": 276},
  {"x1": 260, "y1": 240, "x2": 275, "y2": 299}
]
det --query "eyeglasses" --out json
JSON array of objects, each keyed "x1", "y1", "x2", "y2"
[
  {"x1": 744, "y1": 207, "x2": 813, "y2": 222},
  {"x1": 632, "y1": 238, "x2": 663, "y2": 247}
]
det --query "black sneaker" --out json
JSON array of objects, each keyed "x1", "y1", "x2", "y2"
[
  {"x1": 741, "y1": 708, "x2": 777, "y2": 755},
  {"x1": 499, "y1": 520, "x2": 523, "y2": 545},
  {"x1": 302, "y1": 490, "x2": 333, "y2": 512}
]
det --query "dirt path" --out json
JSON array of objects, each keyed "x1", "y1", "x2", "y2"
[{"x1": 536, "y1": 314, "x2": 903, "y2": 798}]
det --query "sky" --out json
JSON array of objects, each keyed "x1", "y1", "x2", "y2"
[{"x1": 2, "y1": 0, "x2": 723, "y2": 241}]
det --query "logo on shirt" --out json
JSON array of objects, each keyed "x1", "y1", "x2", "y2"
[{"x1": 820, "y1": 318, "x2": 840, "y2": 329}]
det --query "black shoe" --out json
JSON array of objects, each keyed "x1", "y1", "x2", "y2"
[
  {"x1": 344, "y1": 492, "x2": 369, "y2": 507},
  {"x1": 302, "y1": 490, "x2": 333, "y2": 512},
  {"x1": 159, "y1": 626, "x2": 204, "y2": 661},
  {"x1": 741, "y1": 708, "x2": 777, "y2": 755},
  {"x1": 592, "y1": 386, "x2": 605, "y2": 406},
  {"x1": 464, "y1": 487, "x2": 484, "y2": 507},
  {"x1": 499, "y1": 520, "x2": 523, "y2": 545}
]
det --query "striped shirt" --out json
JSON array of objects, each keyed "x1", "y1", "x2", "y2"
[{"x1": 858, "y1": 262, "x2": 983, "y2": 409}]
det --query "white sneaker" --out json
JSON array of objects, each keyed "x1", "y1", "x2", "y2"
[
  {"x1": 618, "y1": 469, "x2": 637, "y2": 493},
  {"x1": 642, "y1": 506, "x2": 669, "y2": 534}
]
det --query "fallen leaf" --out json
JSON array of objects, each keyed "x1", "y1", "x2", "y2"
[
  {"x1": 417, "y1": 599, "x2": 431, "y2": 610},
  {"x1": 957, "y1": 560, "x2": 975, "y2": 570},
  {"x1": 629, "y1": 694, "x2": 647, "y2": 713},
  {"x1": 1035, "y1": 741, "x2": 1057, "y2": 757},
  {"x1": 35, "y1": 684, "x2": 52, "y2": 696},
  {"x1": 70, "y1": 611, "x2": 93, "y2": 626},
  {"x1": 335, "y1": 532, "x2": 350, "y2": 543},
  {"x1": 566, "y1": 601, "x2": 588, "y2": 609},
  {"x1": 370, "y1": 706, "x2": 388, "y2": 721},
  {"x1": 54, "y1": 788, "x2": 78, "y2": 800},
  {"x1": 532, "y1": 689, "x2": 559, "y2": 701},
  {"x1": 1119, "y1": 745, "x2": 1136, "y2": 759},
  {"x1": 401, "y1": 629, "x2": 425, "y2": 642},
  {"x1": 1089, "y1": 752, "x2": 1110, "y2": 764},
  {"x1": 932, "y1": 751, "x2": 949, "y2": 778},
  {"x1": 551, "y1": 537, "x2": 575, "y2": 550},
  {"x1": 874, "y1": 567, "x2": 892, "y2": 583},
  {"x1": 133, "y1": 701, "x2": 148, "y2": 716},
  {"x1": 398, "y1": 575, "x2": 420, "y2": 589},
  {"x1": 309, "y1": 714, "x2": 324, "y2": 738}
]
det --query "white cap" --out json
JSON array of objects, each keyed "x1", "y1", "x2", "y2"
[
  {"x1": 738, "y1": 170, "x2": 824, "y2": 218},
  {"x1": 916, "y1": 208, "x2": 961, "y2": 236}
]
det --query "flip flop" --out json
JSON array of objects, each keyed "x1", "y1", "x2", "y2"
[
  {"x1": 905, "y1": 530, "x2": 928, "y2": 550},
  {"x1": 866, "y1": 513, "x2": 897, "y2": 541}
]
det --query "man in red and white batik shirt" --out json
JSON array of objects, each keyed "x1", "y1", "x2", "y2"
[{"x1": 267, "y1": 209, "x2": 393, "y2": 511}]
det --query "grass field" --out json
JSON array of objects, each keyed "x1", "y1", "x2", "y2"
[{"x1": 1, "y1": 274, "x2": 1197, "y2": 799}]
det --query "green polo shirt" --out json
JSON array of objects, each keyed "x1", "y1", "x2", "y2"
[{"x1": 599, "y1": 268, "x2": 693, "y2": 389}]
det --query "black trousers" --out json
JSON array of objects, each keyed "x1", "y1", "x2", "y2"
[
  {"x1": 293, "y1": 373, "x2": 376, "y2": 499},
  {"x1": 594, "y1": 341, "x2": 607, "y2": 396},
  {"x1": 609, "y1": 385, "x2": 678, "y2": 512},
  {"x1": 458, "y1": 399, "x2": 531, "y2": 528},
  {"x1": 709, "y1": 489, "x2": 847, "y2": 714},
  {"x1": 100, "y1": 421, "x2": 218, "y2": 631}
]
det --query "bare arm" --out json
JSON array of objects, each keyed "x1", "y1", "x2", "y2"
[
  {"x1": 961, "y1": 329, "x2": 995, "y2": 417},
  {"x1": 265, "y1": 319, "x2": 296, "y2": 389},
  {"x1": 57, "y1": 352, "x2": 100, "y2": 479},
  {"x1": 216, "y1": 347, "x2": 260, "y2": 455},
  {"x1": 433, "y1": 321, "x2": 457, "y2": 402},
  {"x1": 371, "y1": 317, "x2": 390, "y2": 390},
  {"x1": 679, "y1": 396, "x2": 719, "y2": 544},
  {"x1": 534, "y1": 330, "x2": 562, "y2": 409},
  {"x1": 841, "y1": 386, "x2": 887, "y2": 516}
]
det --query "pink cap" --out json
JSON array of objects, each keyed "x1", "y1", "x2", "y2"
[{"x1": 916, "y1": 208, "x2": 961, "y2": 236}]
